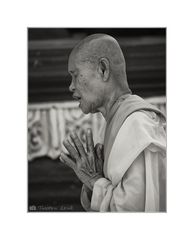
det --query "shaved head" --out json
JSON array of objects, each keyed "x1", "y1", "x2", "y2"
[
  {"x1": 69, "y1": 34, "x2": 128, "y2": 85},
  {"x1": 70, "y1": 34, "x2": 125, "y2": 64},
  {"x1": 67, "y1": 34, "x2": 130, "y2": 117}
]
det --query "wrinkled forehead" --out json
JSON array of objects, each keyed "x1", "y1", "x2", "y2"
[{"x1": 68, "y1": 50, "x2": 96, "y2": 74}]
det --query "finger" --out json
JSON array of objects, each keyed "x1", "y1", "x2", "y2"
[
  {"x1": 60, "y1": 152, "x2": 76, "y2": 170},
  {"x1": 70, "y1": 131, "x2": 87, "y2": 159},
  {"x1": 60, "y1": 150, "x2": 76, "y2": 164},
  {"x1": 100, "y1": 144, "x2": 104, "y2": 160},
  {"x1": 85, "y1": 133, "x2": 89, "y2": 153},
  {"x1": 86, "y1": 128, "x2": 95, "y2": 153},
  {"x1": 95, "y1": 143, "x2": 103, "y2": 160},
  {"x1": 63, "y1": 139, "x2": 79, "y2": 161}
]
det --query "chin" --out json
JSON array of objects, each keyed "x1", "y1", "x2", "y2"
[
  {"x1": 79, "y1": 105, "x2": 90, "y2": 114},
  {"x1": 80, "y1": 108, "x2": 89, "y2": 114},
  {"x1": 81, "y1": 108, "x2": 95, "y2": 114},
  {"x1": 80, "y1": 103, "x2": 97, "y2": 114}
]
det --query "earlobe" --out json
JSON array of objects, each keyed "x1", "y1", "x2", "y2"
[{"x1": 99, "y1": 58, "x2": 109, "y2": 81}]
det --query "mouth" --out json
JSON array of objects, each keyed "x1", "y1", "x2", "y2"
[{"x1": 72, "y1": 94, "x2": 81, "y2": 101}]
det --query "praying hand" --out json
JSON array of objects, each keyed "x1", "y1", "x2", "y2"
[{"x1": 60, "y1": 128, "x2": 104, "y2": 190}]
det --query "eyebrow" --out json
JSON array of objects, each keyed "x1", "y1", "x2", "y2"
[{"x1": 69, "y1": 70, "x2": 78, "y2": 76}]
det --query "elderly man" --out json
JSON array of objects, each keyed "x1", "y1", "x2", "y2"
[{"x1": 60, "y1": 34, "x2": 166, "y2": 212}]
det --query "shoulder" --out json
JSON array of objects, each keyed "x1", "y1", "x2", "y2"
[
  {"x1": 125, "y1": 110, "x2": 163, "y2": 122},
  {"x1": 117, "y1": 110, "x2": 166, "y2": 147},
  {"x1": 122, "y1": 110, "x2": 165, "y2": 132}
]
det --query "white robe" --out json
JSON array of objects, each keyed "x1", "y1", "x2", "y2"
[{"x1": 81, "y1": 110, "x2": 166, "y2": 212}]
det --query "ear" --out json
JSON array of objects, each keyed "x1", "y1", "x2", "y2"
[{"x1": 98, "y1": 58, "x2": 110, "y2": 81}]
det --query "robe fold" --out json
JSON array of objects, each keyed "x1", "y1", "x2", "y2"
[{"x1": 81, "y1": 94, "x2": 166, "y2": 212}]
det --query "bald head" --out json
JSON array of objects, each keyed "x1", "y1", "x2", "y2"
[
  {"x1": 67, "y1": 34, "x2": 130, "y2": 116},
  {"x1": 69, "y1": 34, "x2": 128, "y2": 86}
]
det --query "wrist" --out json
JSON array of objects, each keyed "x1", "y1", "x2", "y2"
[{"x1": 90, "y1": 175, "x2": 102, "y2": 189}]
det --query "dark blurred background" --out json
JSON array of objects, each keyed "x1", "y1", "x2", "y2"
[
  {"x1": 28, "y1": 28, "x2": 166, "y2": 103},
  {"x1": 28, "y1": 28, "x2": 166, "y2": 212}
]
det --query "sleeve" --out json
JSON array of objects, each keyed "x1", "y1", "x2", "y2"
[
  {"x1": 80, "y1": 184, "x2": 92, "y2": 211},
  {"x1": 90, "y1": 152, "x2": 145, "y2": 212},
  {"x1": 82, "y1": 110, "x2": 166, "y2": 212}
]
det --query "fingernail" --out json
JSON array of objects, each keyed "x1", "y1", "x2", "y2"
[
  {"x1": 87, "y1": 128, "x2": 91, "y2": 134},
  {"x1": 63, "y1": 139, "x2": 69, "y2": 146},
  {"x1": 71, "y1": 131, "x2": 76, "y2": 137},
  {"x1": 68, "y1": 136, "x2": 73, "y2": 144}
]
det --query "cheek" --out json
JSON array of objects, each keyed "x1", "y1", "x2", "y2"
[
  {"x1": 78, "y1": 80, "x2": 89, "y2": 95},
  {"x1": 78, "y1": 70, "x2": 101, "y2": 99},
  {"x1": 78, "y1": 75, "x2": 94, "y2": 93}
]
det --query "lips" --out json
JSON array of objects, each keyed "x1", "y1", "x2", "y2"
[{"x1": 72, "y1": 94, "x2": 81, "y2": 101}]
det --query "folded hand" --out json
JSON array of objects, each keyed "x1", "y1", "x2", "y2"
[{"x1": 60, "y1": 128, "x2": 104, "y2": 190}]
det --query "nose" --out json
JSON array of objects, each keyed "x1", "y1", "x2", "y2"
[{"x1": 69, "y1": 80, "x2": 75, "y2": 92}]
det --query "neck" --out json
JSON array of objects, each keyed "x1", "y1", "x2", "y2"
[{"x1": 98, "y1": 87, "x2": 131, "y2": 120}]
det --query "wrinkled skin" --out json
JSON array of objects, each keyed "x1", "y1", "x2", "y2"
[
  {"x1": 68, "y1": 57, "x2": 105, "y2": 114},
  {"x1": 60, "y1": 129, "x2": 104, "y2": 190},
  {"x1": 61, "y1": 34, "x2": 130, "y2": 189}
]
